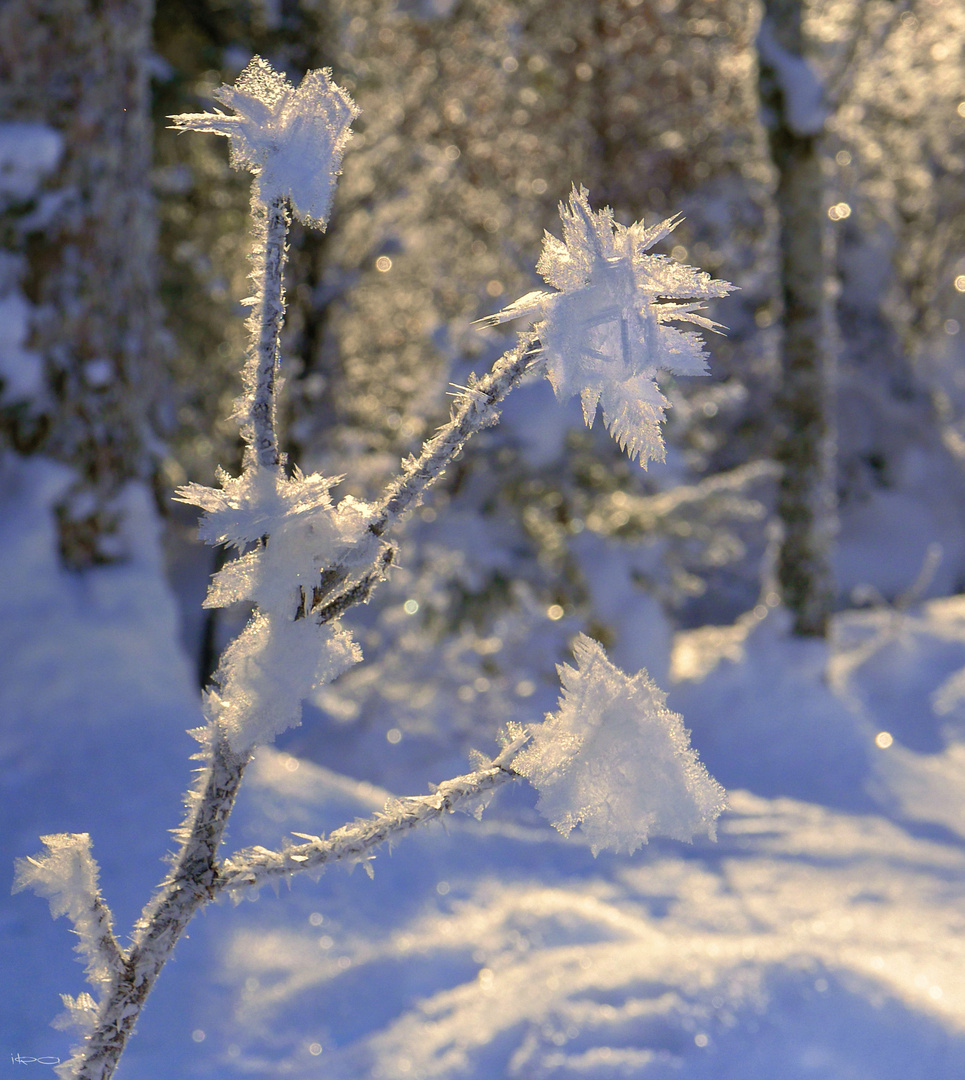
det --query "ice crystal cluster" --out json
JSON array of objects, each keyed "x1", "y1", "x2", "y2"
[
  {"x1": 171, "y1": 56, "x2": 358, "y2": 228},
  {"x1": 176, "y1": 467, "x2": 378, "y2": 754},
  {"x1": 483, "y1": 185, "x2": 734, "y2": 465},
  {"x1": 179, "y1": 467, "x2": 375, "y2": 607},
  {"x1": 513, "y1": 634, "x2": 725, "y2": 854}
]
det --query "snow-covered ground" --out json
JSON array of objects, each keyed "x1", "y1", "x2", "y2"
[{"x1": 4, "y1": 443, "x2": 965, "y2": 1079}]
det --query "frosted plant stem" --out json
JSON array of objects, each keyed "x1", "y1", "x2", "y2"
[
  {"x1": 68, "y1": 735, "x2": 523, "y2": 1080},
  {"x1": 71, "y1": 734, "x2": 249, "y2": 1080},
  {"x1": 247, "y1": 191, "x2": 291, "y2": 471},
  {"x1": 217, "y1": 736, "x2": 528, "y2": 893},
  {"x1": 371, "y1": 337, "x2": 540, "y2": 536},
  {"x1": 305, "y1": 337, "x2": 541, "y2": 618},
  {"x1": 69, "y1": 192, "x2": 290, "y2": 1080},
  {"x1": 87, "y1": 894, "x2": 125, "y2": 982}
]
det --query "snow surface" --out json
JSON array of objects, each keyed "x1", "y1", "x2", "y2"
[
  {"x1": 5, "y1": 440, "x2": 965, "y2": 1078},
  {"x1": 0, "y1": 288, "x2": 44, "y2": 402},
  {"x1": 0, "y1": 122, "x2": 63, "y2": 200}
]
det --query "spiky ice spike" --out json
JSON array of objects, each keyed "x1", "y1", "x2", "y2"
[{"x1": 479, "y1": 185, "x2": 735, "y2": 466}]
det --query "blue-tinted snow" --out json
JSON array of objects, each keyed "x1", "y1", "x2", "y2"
[{"x1": 5, "y1": 447, "x2": 965, "y2": 1078}]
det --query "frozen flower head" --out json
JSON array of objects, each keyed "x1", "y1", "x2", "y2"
[
  {"x1": 171, "y1": 56, "x2": 359, "y2": 229},
  {"x1": 481, "y1": 185, "x2": 734, "y2": 465}
]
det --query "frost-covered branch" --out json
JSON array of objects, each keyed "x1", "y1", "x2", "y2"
[
  {"x1": 220, "y1": 632, "x2": 725, "y2": 889},
  {"x1": 217, "y1": 736, "x2": 528, "y2": 894},
  {"x1": 245, "y1": 193, "x2": 290, "y2": 471},
  {"x1": 585, "y1": 459, "x2": 779, "y2": 535}
]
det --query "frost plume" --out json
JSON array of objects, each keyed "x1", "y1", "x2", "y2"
[
  {"x1": 513, "y1": 634, "x2": 725, "y2": 854},
  {"x1": 170, "y1": 56, "x2": 358, "y2": 228},
  {"x1": 205, "y1": 614, "x2": 361, "y2": 753},
  {"x1": 481, "y1": 185, "x2": 734, "y2": 466},
  {"x1": 12, "y1": 834, "x2": 120, "y2": 992}
]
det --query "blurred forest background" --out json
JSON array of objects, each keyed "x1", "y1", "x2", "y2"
[{"x1": 3, "y1": 0, "x2": 965, "y2": 777}]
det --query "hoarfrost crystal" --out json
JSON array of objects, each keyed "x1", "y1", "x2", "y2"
[
  {"x1": 513, "y1": 634, "x2": 725, "y2": 854},
  {"x1": 170, "y1": 56, "x2": 358, "y2": 227},
  {"x1": 482, "y1": 185, "x2": 734, "y2": 465},
  {"x1": 177, "y1": 467, "x2": 376, "y2": 753},
  {"x1": 12, "y1": 833, "x2": 118, "y2": 993}
]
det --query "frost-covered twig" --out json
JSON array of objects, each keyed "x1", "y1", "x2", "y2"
[
  {"x1": 371, "y1": 337, "x2": 542, "y2": 537},
  {"x1": 217, "y1": 736, "x2": 528, "y2": 893},
  {"x1": 50, "y1": 732, "x2": 248, "y2": 1080},
  {"x1": 278, "y1": 336, "x2": 540, "y2": 627},
  {"x1": 311, "y1": 545, "x2": 395, "y2": 623},
  {"x1": 245, "y1": 192, "x2": 290, "y2": 470}
]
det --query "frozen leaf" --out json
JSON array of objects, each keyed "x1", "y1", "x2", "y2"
[
  {"x1": 170, "y1": 56, "x2": 358, "y2": 228},
  {"x1": 481, "y1": 185, "x2": 734, "y2": 466},
  {"x1": 513, "y1": 634, "x2": 725, "y2": 854}
]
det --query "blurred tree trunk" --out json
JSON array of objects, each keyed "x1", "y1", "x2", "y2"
[
  {"x1": 0, "y1": 0, "x2": 160, "y2": 569},
  {"x1": 757, "y1": 0, "x2": 835, "y2": 636}
]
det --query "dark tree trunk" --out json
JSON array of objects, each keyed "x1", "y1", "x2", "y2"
[{"x1": 758, "y1": 0, "x2": 836, "y2": 636}]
